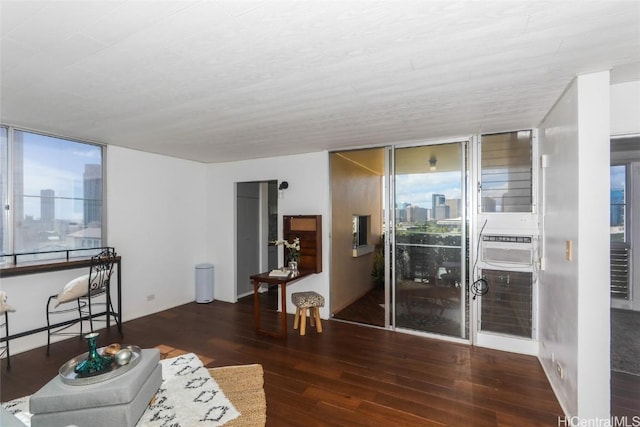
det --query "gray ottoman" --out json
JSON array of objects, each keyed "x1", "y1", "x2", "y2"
[
  {"x1": 30, "y1": 348, "x2": 161, "y2": 427},
  {"x1": 0, "y1": 406, "x2": 25, "y2": 427}
]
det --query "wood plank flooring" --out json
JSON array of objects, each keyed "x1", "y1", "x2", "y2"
[
  {"x1": 1, "y1": 290, "x2": 635, "y2": 426},
  {"x1": 334, "y1": 288, "x2": 640, "y2": 421},
  {"x1": 611, "y1": 371, "x2": 640, "y2": 418},
  {"x1": 333, "y1": 286, "x2": 385, "y2": 327}
]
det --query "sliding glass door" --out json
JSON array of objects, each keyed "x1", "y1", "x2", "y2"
[{"x1": 391, "y1": 141, "x2": 468, "y2": 339}]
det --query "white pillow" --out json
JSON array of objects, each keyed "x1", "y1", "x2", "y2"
[
  {"x1": 0, "y1": 291, "x2": 15, "y2": 314},
  {"x1": 55, "y1": 270, "x2": 109, "y2": 307},
  {"x1": 55, "y1": 274, "x2": 90, "y2": 307}
]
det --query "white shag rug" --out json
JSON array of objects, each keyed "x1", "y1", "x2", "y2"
[{"x1": 2, "y1": 353, "x2": 240, "y2": 427}]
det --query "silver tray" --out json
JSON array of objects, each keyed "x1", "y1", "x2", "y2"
[{"x1": 59, "y1": 345, "x2": 142, "y2": 386}]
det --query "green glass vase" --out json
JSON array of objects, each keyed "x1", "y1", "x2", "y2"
[{"x1": 74, "y1": 332, "x2": 111, "y2": 377}]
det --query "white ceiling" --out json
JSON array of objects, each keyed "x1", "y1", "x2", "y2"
[{"x1": 1, "y1": 1, "x2": 639, "y2": 163}]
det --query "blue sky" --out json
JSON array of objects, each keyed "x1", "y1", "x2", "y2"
[
  {"x1": 19, "y1": 131, "x2": 101, "y2": 220},
  {"x1": 610, "y1": 165, "x2": 625, "y2": 191},
  {"x1": 396, "y1": 171, "x2": 462, "y2": 209}
]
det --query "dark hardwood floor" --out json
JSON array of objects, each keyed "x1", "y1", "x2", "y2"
[
  {"x1": 334, "y1": 289, "x2": 640, "y2": 422},
  {"x1": 611, "y1": 371, "x2": 640, "y2": 418},
  {"x1": 1, "y1": 289, "x2": 635, "y2": 426},
  {"x1": 333, "y1": 286, "x2": 386, "y2": 327}
]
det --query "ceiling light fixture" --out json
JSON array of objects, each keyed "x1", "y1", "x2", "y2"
[{"x1": 429, "y1": 156, "x2": 437, "y2": 171}]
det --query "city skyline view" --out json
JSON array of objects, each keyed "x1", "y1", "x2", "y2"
[
  {"x1": 18, "y1": 131, "x2": 101, "y2": 221},
  {"x1": 1, "y1": 128, "x2": 104, "y2": 255},
  {"x1": 395, "y1": 170, "x2": 461, "y2": 211}
]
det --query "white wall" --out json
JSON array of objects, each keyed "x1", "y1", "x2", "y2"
[
  {"x1": 205, "y1": 151, "x2": 330, "y2": 317},
  {"x1": 2, "y1": 146, "x2": 207, "y2": 354},
  {"x1": 538, "y1": 72, "x2": 610, "y2": 418},
  {"x1": 611, "y1": 80, "x2": 640, "y2": 136},
  {"x1": 107, "y1": 146, "x2": 207, "y2": 319}
]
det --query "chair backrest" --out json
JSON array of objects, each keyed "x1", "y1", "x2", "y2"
[{"x1": 88, "y1": 248, "x2": 117, "y2": 297}]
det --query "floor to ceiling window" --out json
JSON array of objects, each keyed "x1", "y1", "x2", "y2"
[
  {"x1": 392, "y1": 141, "x2": 468, "y2": 339},
  {"x1": 1, "y1": 126, "x2": 105, "y2": 263}
]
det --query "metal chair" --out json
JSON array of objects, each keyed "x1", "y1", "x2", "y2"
[
  {"x1": 0, "y1": 291, "x2": 15, "y2": 370},
  {"x1": 46, "y1": 247, "x2": 118, "y2": 355},
  {"x1": 0, "y1": 312, "x2": 10, "y2": 370}
]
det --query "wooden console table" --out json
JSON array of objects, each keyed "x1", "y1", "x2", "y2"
[{"x1": 250, "y1": 270, "x2": 313, "y2": 339}]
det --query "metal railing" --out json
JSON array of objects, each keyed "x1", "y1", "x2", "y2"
[{"x1": 2, "y1": 247, "x2": 107, "y2": 266}]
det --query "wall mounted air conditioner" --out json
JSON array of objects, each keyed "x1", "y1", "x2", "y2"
[{"x1": 480, "y1": 235, "x2": 534, "y2": 265}]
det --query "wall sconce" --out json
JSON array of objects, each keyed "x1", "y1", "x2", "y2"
[
  {"x1": 429, "y1": 156, "x2": 437, "y2": 171},
  {"x1": 278, "y1": 181, "x2": 288, "y2": 199}
]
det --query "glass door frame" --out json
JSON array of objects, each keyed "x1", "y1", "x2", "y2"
[{"x1": 385, "y1": 137, "x2": 471, "y2": 343}]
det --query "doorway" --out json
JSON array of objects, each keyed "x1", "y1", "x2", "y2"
[{"x1": 235, "y1": 180, "x2": 278, "y2": 300}]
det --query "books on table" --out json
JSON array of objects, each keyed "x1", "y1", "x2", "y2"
[{"x1": 268, "y1": 269, "x2": 291, "y2": 278}]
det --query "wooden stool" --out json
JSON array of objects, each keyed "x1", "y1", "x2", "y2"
[{"x1": 291, "y1": 291, "x2": 324, "y2": 336}]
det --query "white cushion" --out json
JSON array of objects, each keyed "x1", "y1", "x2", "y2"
[
  {"x1": 0, "y1": 290, "x2": 15, "y2": 314},
  {"x1": 55, "y1": 274, "x2": 90, "y2": 307},
  {"x1": 55, "y1": 270, "x2": 109, "y2": 307}
]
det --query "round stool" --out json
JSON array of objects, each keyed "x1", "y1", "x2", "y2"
[{"x1": 291, "y1": 291, "x2": 324, "y2": 336}]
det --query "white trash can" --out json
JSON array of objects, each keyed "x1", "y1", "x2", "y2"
[{"x1": 195, "y1": 263, "x2": 214, "y2": 303}]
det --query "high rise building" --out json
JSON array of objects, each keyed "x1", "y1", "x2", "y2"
[
  {"x1": 445, "y1": 198, "x2": 461, "y2": 219},
  {"x1": 395, "y1": 202, "x2": 411, "y2": 223},
  {"x1": 40, "y1": 189, "x2": 55, "y2": 221},
  {"x1": 406, "y1": 205, "x2": 428, "y2": 223},
  {"x1": 83, "y1": 164, "x2": 102, "y2": 226},
  {"x1": 432, "y1": 194, "x2": 449, "y2": 220},
  {"x1": 432, "y1": 194, "x2": 445, "y2": 209},
  {"x1": 434, "y1": 205, "x2": 450, "y2": 220}
]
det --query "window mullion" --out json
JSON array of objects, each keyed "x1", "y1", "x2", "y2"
[{"x1": 3, "y1": 127, "x2": 14, "y2": 256}]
